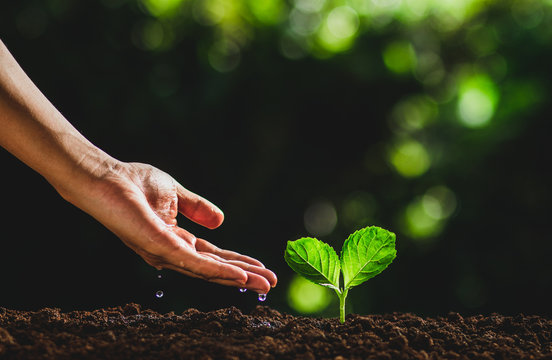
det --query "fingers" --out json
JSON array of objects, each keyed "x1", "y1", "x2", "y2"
[
  {"x1": 162, "y1": 262, "x2": 249, "y2": 288},
  {"x1": 201, "y1": 252, "x2": 278, "y2": 292},
  {"x1": 169, "y1": 229, "x2": 277, "y2": 287},
  {"x1": 243, "y1": 272, "x2": 272, "y2": 294},
  {"x1": 195, "y1": 238, "x2": 266, "y2": 268},
  {"x1": 168, "y1": 255, "x2": 273, "y2": 293},
  {"x1": 175, "y1": 182, "x2": 224, "y2": 229},
  {"x1": 164, "y1": 247, "x2": 249, "y2": 285},
  {"x1": 196, "y1": 238, "x2": 279, "y2": 290},
  {"x1": 172, "y1": 226, "x2": 197, "y2": 247},
  {"x1": 136, "y1": 220, "x2": 277, "y2": 292}
]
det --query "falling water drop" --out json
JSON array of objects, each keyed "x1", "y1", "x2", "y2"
[
  {"x1": 155, "y1": 290, "x2": 164, "y2": 298},
  {"x1": 258, "y1": 294, "x2": 267, "y2": 302},
  {"x1": 239, "y1": 288, "x2": 247, "y2": 293},
  {"x1": 157, "y1": 274, "x2": 162, "y2": 279}
]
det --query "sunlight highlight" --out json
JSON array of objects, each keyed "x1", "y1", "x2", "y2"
[
  {"x1": 389, "y1": 140, "x2": 431, "y2": 178},
  {"x1": 316, "y1": 6, "x2": 359, "y2": 53},
  {"x1": 383, "y1": 41, "x2": 417, "y2": 74},
  {"x1": 142, "y1": 0, "x2": 184, "y2": 17},
  {"x1": 457, "y1": 73, "x2": 499, "y2": 128},
  {"x1": 247, "y1": 0, "x2": 287, "y2": 25},
  {"x1": 403, "y1": 197, "x2": 443, "y2": 240},
  {"x1": 288, "y1": 275, "x2": 332, "y2": 314}
]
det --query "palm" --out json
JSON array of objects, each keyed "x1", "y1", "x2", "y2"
[{"x1": 89, "y1": 162, "x2": 277, "y2": 293}]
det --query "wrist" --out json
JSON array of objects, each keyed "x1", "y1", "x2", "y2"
[{"x1": 51, "y1": 144, "x2": 124, "y2": 207}]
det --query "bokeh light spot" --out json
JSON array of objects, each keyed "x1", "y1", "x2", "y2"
[
  {"x1": 372, "y1": 0, "x2": 401, "y2": 11},
  {"x1": 389, "y1": 140, "x2": 431, "y2": 178},
  {"x1": 208, "y1": 39, "x2": 241, "y2": 72},
  {"x1": 511, "y1": 0, "x2": 544, "y2": 29},
  {"x1": 316, "y1": 7, "x2": 359, "y2": 53},
  {"x1": 193, "y1": 0, "x2": 227, "y2": 26},
  {"x1": 142, "y1": 0, "x2": 184, "y2": 17},
  {"x1": 383, "y1": 41, "x2": 417, "y2": 74},
  {"x1": 397, "y1": 0, "x2": 431, "y2": 22},
  {"x1": 326, "y1": 6, "x2": 359, "y2": 39},
  {"x1": 290, "y1": 8, "x2": 321, "y2": 36},
  {"x1": 414, "y1": 52, "x2": 445, "y2": 86},
  {"x1": 279, "y1": 33, "x2": 309, "y2": 59},
  {"x1": 457, "y1": 74, "x2": 499, "y2": 128},
  {"x1": 294, "y1": 0, "x2": 326, "y2": 13},
  {"x1": 288, "y1": 275, "x2": 332, "y2": 314},
  {"x1": 391, "y1": 95, "x2": 438, "y2": 132},
  {"x1": 132, "y1": 20, "x2": 166, "y2": 51},
  {"x1": 402, "y1": 197, "x2": 443, "y2": 240},
  {"x1": 304, "y1": 200, "x2": 337, "y2": 237},
  {"x1": 247, "y1": 0, "x2": 286, "y2": 25},
  {"x1": 431, "y1": 0, "x2": 487, "y2": 32},
  {"x1": 422, "y1": 186, "x2": 457, "y2": 220}
]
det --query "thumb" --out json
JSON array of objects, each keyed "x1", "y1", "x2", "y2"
[{"x1": 175, "y1": 181, "x2": 224, "y2": 229}]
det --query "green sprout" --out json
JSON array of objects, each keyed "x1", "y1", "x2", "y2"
[{"x1": 284, "y1": 226, "x2": 397, "y2": 323}]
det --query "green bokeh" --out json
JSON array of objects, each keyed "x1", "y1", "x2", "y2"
[
  {"x1": 389, "y1": 140, "x2": 431, "y2": 178},
  {"x1": 457, "y1": 73, "x2": 499, "y2": 128},
  {"x1": 383, "y1": 41, "x2": 417, "y2": 74},
  {"x1": 141, "y1": 0, "x2": 184, "y2": 17},
  {"x1": 1, "y1": 0, "x2": 551, "y2": 316},
  {"x1": 287, "y1": 275, "x2": 332, "y2": 314}
]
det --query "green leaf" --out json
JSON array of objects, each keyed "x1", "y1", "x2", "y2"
[
  {"x1": 284, "y1": 237, "x2": 341, "y2": 291},
  {"x1": 341, "y1": 226, "x2": 397, "y2": 290}
]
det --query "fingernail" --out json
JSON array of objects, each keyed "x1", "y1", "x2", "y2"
[{"x1": 211, "y1": 205, "x2": 223, "y2": 216}]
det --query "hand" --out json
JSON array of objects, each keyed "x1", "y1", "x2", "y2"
[
  {"x1": 68, "y1": 161, "x2": 277, "y2": 294},
  {"x1": 0, "y1": 40, "x2": 277, "y2": 293}
]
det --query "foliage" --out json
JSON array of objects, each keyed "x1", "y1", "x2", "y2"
[{"x1": 285, "y1": 226, "x2": 396, "y2": 322}]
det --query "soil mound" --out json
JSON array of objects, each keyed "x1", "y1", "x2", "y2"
[{"x1": 1, "y1": 304, "x2": 551, "y2": 359}]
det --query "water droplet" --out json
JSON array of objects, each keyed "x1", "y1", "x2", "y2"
[
  {"x1": 258, "y1": 294, "x2": 267, "y2": 302},
  {"x1": 157, "y1": 274, "x2": 162, "y2": 279},
  {"x1": 155, "y1": 290, "x2": 164, "y2": 298},
  {"x1": 239, "y1": 288, "x2": 247, "y2": 293}
]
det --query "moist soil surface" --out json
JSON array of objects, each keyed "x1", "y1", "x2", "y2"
[{"x1": 1, "y1": 304, "x2": 551, "y2": 359}]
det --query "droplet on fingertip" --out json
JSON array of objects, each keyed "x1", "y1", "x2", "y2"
[
  {"x1": 239, "y1": 288, "x2": 247, "y2": 293},
  {"x1": 258, "y1": 294, "x2": 267, "y2": 302}
]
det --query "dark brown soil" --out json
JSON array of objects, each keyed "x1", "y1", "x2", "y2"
[{"x1": 1, "y1": 304, "x2": 551, "y2": 359}]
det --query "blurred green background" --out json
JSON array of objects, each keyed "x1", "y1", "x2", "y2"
[{"x1": 1, "y1": 0, "x2": 551, "y2": 318}]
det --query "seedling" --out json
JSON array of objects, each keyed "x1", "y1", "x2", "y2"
[{"x1": 284, "y1": 226, "x2": 397, "y2": 323}]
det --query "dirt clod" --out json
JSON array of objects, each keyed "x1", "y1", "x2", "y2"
[
  {"x1": 0, "y1": 327, "x2": 16, "y2": 345},
  {"x1": 0, "y1": 304, "x2": 551, "y2": 359}
]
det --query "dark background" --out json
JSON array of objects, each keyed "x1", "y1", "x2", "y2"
[{"x1": 1, "y1": 0, "x2": 551, "y2": 318}]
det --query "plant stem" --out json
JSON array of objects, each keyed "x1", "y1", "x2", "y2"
[{"x1": 337, "y1": 288, "x2": 348, "y2": 323}]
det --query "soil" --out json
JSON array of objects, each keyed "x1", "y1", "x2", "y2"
[{"x1": 1, "y1": 304, "x2": 551, "y2": 360}]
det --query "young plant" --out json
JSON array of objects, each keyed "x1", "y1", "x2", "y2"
[{"x1": 284, "y1": 226, "x2": 397, "y2": 323}]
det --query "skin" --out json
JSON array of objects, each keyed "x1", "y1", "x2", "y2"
[{"x1": 0, "y1": 39, "x2": 277, "y2": 294}]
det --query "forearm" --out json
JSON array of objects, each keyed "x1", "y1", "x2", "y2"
[{"x1": 0, "y1": 40, "x2": 118, "y2": 199}]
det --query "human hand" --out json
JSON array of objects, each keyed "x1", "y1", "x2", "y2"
[
  {"x1": 66, "y1": 161, "x2": 277, "y2": 294},
  {"x1": 0, "y1": 40, "x2": 276, "y2": 293}
]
